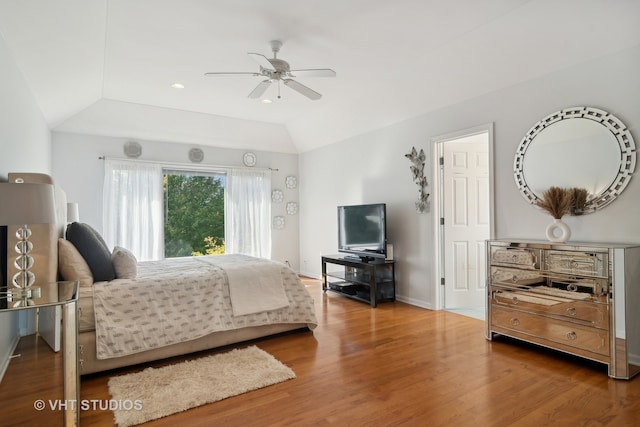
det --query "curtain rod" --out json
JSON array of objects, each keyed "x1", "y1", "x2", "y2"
[{"x1": 98, "y1": 156, "x2": 279, "y2": 172}]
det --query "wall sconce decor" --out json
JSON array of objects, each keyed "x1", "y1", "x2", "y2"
[
  {"x1": 273, "y1": 216, "x2": 285, "y2": 230},
  {"x1": 405, "y1": 147, "x2": 430, "y2": 213},
  {"x1": 271, "y1": 189, "x2": 284, "y2": 203},
  {"x1": 286, "y1": 201, "x2": 298, "y2": 215},
  {"x1": 123, "y1": 141, "x2": 142, "y2": 158},
  {"x1": 285, "y1": 175, "x2": 297, "y2": 189},
  {"x1": 188, "y1": 147, "x2": 204, "y2": 163}
]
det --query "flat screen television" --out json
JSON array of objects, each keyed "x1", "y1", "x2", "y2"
[{"x1": 337, "y1": 203, "x2": 387, "y2": 262}]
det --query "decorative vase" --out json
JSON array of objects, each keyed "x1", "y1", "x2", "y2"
[{"x1": 545, "y1": 218, "x2": 571, "y2": 243}]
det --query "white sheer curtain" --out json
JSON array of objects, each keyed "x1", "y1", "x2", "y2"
[
  {"x1": 103, "y1": 159, "x2": 164, "y2": 261},
  {"x1": 225, "y1": 168, "x2": 272, "y2": 258}
]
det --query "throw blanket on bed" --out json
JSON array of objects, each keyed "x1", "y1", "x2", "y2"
[
  {"x1": 197, "y1": 254, "x2": 290, "y2": 316},
  {"x1": 92, "y1": 255, "x2": 317, "y2": 360}
]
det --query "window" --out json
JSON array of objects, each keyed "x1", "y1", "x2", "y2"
[
  {"x1": 163, "y1": 169, "x2": 226, "y2": 258},
  {"x1": 103, "y1": 159, "x2": 272, "y2": 261}
]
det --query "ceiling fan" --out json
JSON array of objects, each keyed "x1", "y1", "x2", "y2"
[{"x1": 205, "y1": 40, "x2": 335, "y2": 101}]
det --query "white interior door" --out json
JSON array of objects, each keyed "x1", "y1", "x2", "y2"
[{"x1": 443, "y1": 134, "x2": 490, "y2": 309}]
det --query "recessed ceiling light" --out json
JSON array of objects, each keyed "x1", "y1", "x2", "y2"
[{"x1": 171, "y1": 82, "x2": 185, "y2": 89}]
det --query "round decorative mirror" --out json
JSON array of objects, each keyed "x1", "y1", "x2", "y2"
[{"x1": 514, "y1": 107, "x2": 636, "y2": 213}]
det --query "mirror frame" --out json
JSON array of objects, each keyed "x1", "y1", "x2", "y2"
[{"x1": 514, "y1": 106, "x2": 636, "y2": 213}]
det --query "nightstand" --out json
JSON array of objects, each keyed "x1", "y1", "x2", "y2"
[{"x1": 0, "y1": 281, "x2": 79, "y2": 426}]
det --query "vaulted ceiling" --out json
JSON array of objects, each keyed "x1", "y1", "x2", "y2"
[{"x1": 1, "y1": 0, "x2": 639, "y2": 153}]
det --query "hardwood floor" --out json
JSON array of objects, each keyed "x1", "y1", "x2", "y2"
[{"x1": 3, "y1": 277, "x2": 640, "y2": 426}]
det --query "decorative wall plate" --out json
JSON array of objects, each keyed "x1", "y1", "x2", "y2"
[
  {"x1": 285, "y1": 175, "x2": 297, "y2": 189},
  {"x1": 271, "y1": 189, "x2": 284, "y2": 203},
  {"x1": 189, "y1": 148, "x2": 204, "y2": 163},
  {"x1": 243, "y1": 152, "x2": 257, "y2": 167},
  {"x1": 286, "y1": 201, "x2": 298, "y2": 215},
  {"x1": 123, "y1": 141, "x2": 142, "y2": 158},
  {"x1": 273, "y1": 216, "x2": 285, "y2": 230}
]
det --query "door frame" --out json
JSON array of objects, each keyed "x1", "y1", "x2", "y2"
[{"x1": 431, "y1": 123, "x2": 496, "y2": 310}]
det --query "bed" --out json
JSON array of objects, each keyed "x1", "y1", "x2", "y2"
[
  {"x1": 74, "y1": 253, "x2": 317, "y2": 375},
  {"x1": 8, "y1": 172, "x2": 317, "y2": 375}
]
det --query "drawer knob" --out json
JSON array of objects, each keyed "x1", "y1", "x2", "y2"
[
  {"x1": 512, "y1": 297, "x2": 519, "y2": 305},
  {"x1": 566, "y1": 331, "x2": 577, "y2": 340},
  {"x1": 566, "y1": 307, "x2": 577, "y2": 316},
  {"x1": 510, "y1": 317, "x2": 520, "y2": 326}
]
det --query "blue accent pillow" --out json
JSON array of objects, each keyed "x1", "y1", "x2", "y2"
[{"x1": 65, "y1": 222, "x2": 116, "y2": 282}]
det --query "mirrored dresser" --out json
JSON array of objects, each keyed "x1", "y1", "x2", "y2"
[{"x1": 486, "y1": 240, "x2": 640, "y2": 379}]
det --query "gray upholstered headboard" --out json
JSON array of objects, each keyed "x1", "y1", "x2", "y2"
[{"x1": 6, "y1": 172, "x2": 67, "y2": 285}]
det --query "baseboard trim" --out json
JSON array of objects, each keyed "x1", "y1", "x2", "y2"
[
  {"x1": 298, "y1": 271, "x2": 321, "y2": 280},
  {"x1": 395, "y1": 295, "x2": 433, "y2": 310},
  {"x1": 0, "y1": 334, "x2": 20, "y2": 382}
]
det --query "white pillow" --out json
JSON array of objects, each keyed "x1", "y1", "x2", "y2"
[
  {"x1": 58, "y1": 238, "x2": 93, "y2": 287},
  {"x1": 112, "y1": 246, "x2": 137, "y2": 279}
]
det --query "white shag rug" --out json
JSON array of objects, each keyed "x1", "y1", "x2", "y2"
[{"x1": 107, "y1": 345, "x2": 295, "y2": 427}]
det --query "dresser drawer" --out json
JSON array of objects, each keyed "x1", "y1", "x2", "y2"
[
  {"x1": 490, "y1": 247, "x2": 541, "y2": 269},
  {"x1": 490, "y1": 267, "x2": 544, "y2": 287},
  {"x1": 545, "y1": 250, "x2": 608, "y2": 277},
  {"x1": 491, "y1": 306, "x2": 609, "y2": 356},
  {"x1": 491, "y1": 289, "x2": 609, "y2": 328},
  {"x1": 544, "y1": 274, "x2": 609, "y2": 296}
]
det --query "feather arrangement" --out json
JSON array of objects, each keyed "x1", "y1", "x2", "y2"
[
  {"x1": 535, "y1": 187, "x2": 572, "y2": 219},
  {"x1": 570, "y1": 187, "x2": 589, "y2": 215}
]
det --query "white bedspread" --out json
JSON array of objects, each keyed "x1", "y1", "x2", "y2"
[
  {"x1": 198, "y1": 254, "x2": 289, "y2": 316},
  {"x1": 92, "y1": 255, "x2": 317, "y2": 360}
]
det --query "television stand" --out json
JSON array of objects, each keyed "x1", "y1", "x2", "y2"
[
  {"x1": 322, "y1": 255, "x2": 395, "y2": 307},
  {"x1": 342, "y1": 255, "x2": 374, "y2": 263}
]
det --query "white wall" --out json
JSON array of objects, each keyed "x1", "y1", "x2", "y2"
[
  {"x1": 44, "y1": 42, "x2": 640, "y2": 312},
  {"x1": 0, "y1": 41, "x2": 50, "y2": 177},
  {"x1": 51, "y1": 132, "x2": 301, "y2": 269},
  {"x1": 299, "y1": 44, "x2": 640, "y2": 309},
  {"x1": 0, "y1": 34, "x2": 51, "y2": 379}
]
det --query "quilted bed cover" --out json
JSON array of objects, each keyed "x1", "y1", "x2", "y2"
[{"x1": 92, "y1": 254, "x2": 317, "y2": 359}]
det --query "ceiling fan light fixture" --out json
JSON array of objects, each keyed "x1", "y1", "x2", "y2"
[
  {"x1": 171, "y1": 82, "x2": 185, "y2": 89},
  {"x1": 205, "y1": 40, "x2": 334, "y2": 101},
  {"x1": 261, "y1": 99, "x2": 273, "y2": 104}
]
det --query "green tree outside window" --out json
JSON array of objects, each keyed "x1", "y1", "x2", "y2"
[{"x1": 163, "y1": 172, "x2": 226, "y2": 257}]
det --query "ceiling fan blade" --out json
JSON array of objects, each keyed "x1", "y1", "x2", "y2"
[
  {"x1": 248, "y1": 80, "x2": 272, "y2": 98},
  {"x1": 248, "y1": 53, "x2": 275, "y2": 71},
  {"x1": 283, "y1": 79, "x2": 322, "y2": 100},
  {"x1": 205, "y1": 72, "x2": 261, "y2": 77},
  {"x1": 288, "y1": 68, "x2": 336, "y2": 78}
]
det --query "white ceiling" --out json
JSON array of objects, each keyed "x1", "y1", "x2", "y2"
[{"x1": 1, "y1": 0, "x2": 639, "y2": 153}]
